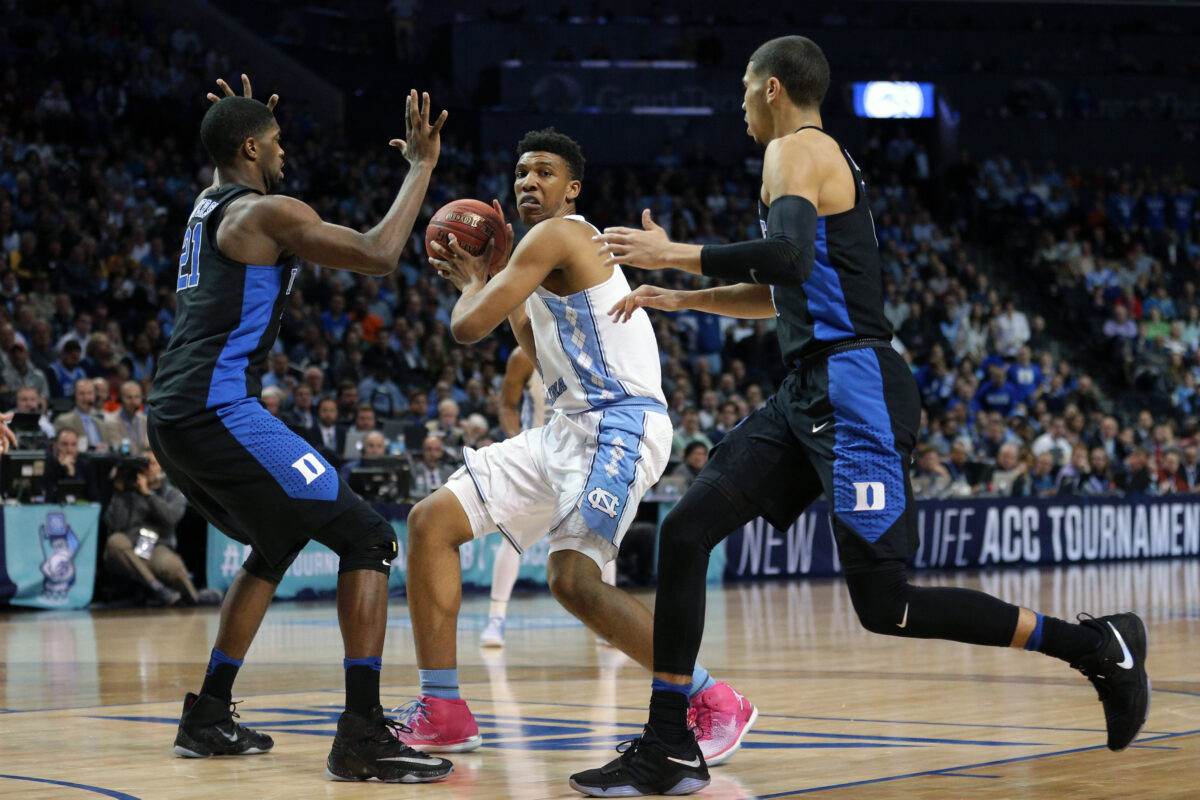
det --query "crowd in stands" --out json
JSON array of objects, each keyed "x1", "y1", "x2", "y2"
[{"x1": 2, "y1": 3, "x2": 1200, "y2": 603}]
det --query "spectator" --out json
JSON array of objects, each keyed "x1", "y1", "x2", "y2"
[
  {"x1": 101, "y1": 380, "x2": 149, "y2": 455},
  {"x1": 911, "y1": 445, "x2": 952, "y2": 499},
  {"x1": 980, "y1": 443, "x2": 1025, "y2": 497},
  {"x1": 359, "y1": 355, "x2": 405, "y2": 418},
  {"x1": 994, "y1": 298, "x2": 1030, "y2": 357},
  {"x1": 1032, "y1": 416, "x2": 1073, "y2": 466},
  {"x1": 943, "y1": 440, "x2": 982, "y2": 496},
  {"x1": 1182, "y1": 444, "x2": 1200, "y2": 490},
  {"x1": 1055, "y1": 444, "x2": 1092, "y2": 496},
  {"x1": 1006, "y1": 346, "x2": 1042, "y2": 407},
  {"x1": 1018, "y1": 451, "x2": 1059, "y2": 497},
  {"x1": 339, "y1": 430, "x2": 389, "y2": 481},
  {"x1": 425, "y1": 398, "x2": 465, "y2": 451},
  {"x1": 15, "y1": 386, "x2": 56, "y2": 440},
  {"x1": 1120, "y1": 447, "x2": 1158, "y2": 495},
  {"x1": 672, "y1": 407, "x2": 714, "y2": 458},
  {"x1": 47, "y1": 340, "x2": 87, "y2": 399},
  {"x1": 260, "y1": 352, "x2": 294, "y2": 392},
  {"x1": 287, "y1": 383, "x2": 318, "y2": 431},
  {"x1": 669, "y1": 441, "x2": 709, "y2": 490},
  {"x1": 342, "y1": 403, "x2": 378, "y2": 461},
  {"x1": 1087, "y1": 415, "x2": 1129, "y2": 465},
  {"x1": 260, "y1": 386, "x2": 285, "y2": 418},
  {"x1": 102, "y1": 451, "x2": 218, "y2": 606},
  {"x1": 409, "y1": 435, "x2": 455, "y2": 500},
  {"x1": 43, "y1": 428, "x2": 100, "y2": 502},
  {"x1": 974, "y1": 364, "x2": 1021, "y2": 417},
  {"x1": 4, "y1": 340, "x2": 49, "y2": 397},
  {"x1": 706, "y1": 401, "x2": 740, "y2": 446},
  {"x1": 313, "y1": 396, "x2": 346, "y2": 465},
  {"x1": 1083, "y1": 448, "x2": 1117, "y2": 496},
  {"x1": 53, "y1": 377, "x2": 107, "y2": 451},
  {"x1": 1158, "y1": 448, "x2": 1189, "y2": 495}
]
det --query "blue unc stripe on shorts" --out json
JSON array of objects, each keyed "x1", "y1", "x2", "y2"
[
  {"x1": 218, "y1": 399, "x2": 339, "y2": 502},
  {"x1": 579, "y1": 407, "x2": 646, "y2": 542},
  {"x1": 827, "y1": 348, "x2": 906, "y2": 542}
]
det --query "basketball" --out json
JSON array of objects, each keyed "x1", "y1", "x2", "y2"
[{"x1": 425, "y1": 199, "x2": 508, "y2": 271}]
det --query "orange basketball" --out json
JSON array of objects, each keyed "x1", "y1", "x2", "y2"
[{"x1": 425, "y1": 199, "x2": 508, "y2": 271}]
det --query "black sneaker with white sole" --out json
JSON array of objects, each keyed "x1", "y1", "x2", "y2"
[
  {"x1": 569, "y1": 724, "x2": 710, "y2": 797},
  {"x1": 173, "y1": 692, "x2": 274, "y2": 757},
  {"x1": 326, "y1": 705, "x2": 454, "y2": 783},
  {"x1": 1072, "y1": 612, "x2": 1150, "y2": 751}
]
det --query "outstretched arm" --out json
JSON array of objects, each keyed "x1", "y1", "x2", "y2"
[
  {"x1": 608, "y1": 283, "x2": 774, "y2": 323},
  {"x1": 596, "y1": 136, "x2": 821, "y2": 286},
  {"x1": 262, "y1": 91, "x2": 446, "y2": 275}
]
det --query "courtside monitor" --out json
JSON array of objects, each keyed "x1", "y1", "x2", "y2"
[{"x1": 853, "y1": 81, "x2": 935, "y2": 118}]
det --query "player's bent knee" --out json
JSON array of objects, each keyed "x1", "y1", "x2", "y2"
[
  {"x1": 844, "y1": 563, "x2": 912, "y2": 636},
  {"x1": 318, "y1": 503, "x2": 397, "y2": 576},
  {"x1": 407, "y1": 488, "x2": 474, "y2": 552}
]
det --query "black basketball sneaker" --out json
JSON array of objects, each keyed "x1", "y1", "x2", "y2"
[
  {"x1": 173, "y1": 692, "x2": 274, "y2": 757},
  {"x1": 326, "y1": 705, "x2": 454, "y2": 783},
  {"x1": 1072, "y1": 612, "x2": 1150, "y2": 751},
  {"x1": 569, "y1": 724, "x2": 710, "y2": 797}
]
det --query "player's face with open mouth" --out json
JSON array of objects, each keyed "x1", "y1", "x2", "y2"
[{"x1": 514, "y1": 151, "x2": 579, "y2": 225}]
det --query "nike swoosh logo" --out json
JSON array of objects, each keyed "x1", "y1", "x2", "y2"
[
  {"x1": 812, "y1": 422, "x2": 830, "y2": 434},
  {"x1": 382, "y1": 559, "x2": 391, "y2": 567},
  {"x1": 220, "y1": 729, "x2": 239, "y2": 742},
  {"x1": 897, "y1": 602, "x2": 909, "y2": 629},
  {"x1": 379, "y1": 755, "x2": 442, "y2": 764},
  {"x1": 749, "y1": 268, "x2": 761, "y2": 284},
  {"x1": 1108, "y1": 621, "x2": 1134, "y2": 669},
  {"x1": 667, "y1": 755, "x2": 702, "y2": 768}
]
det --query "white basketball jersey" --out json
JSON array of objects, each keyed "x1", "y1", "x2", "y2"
[{"x1": 525, "y1": 215, "x2": 666, "y2": 415}]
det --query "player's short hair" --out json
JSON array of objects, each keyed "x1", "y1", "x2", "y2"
[
  {"x1": 200, "y1": 97, "x2": 276, "y2": 167},
  {"x1": 516, "y1": 127, "x2": 585, "y2": 181},
  {"x1": 748, "y1": 36, "x2": 830, "y2": 109}
]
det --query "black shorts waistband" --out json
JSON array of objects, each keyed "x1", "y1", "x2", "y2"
[{"x1": 792, "y1": 337, "x2": 892, "y2": 369}]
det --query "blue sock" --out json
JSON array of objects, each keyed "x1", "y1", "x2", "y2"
[
  {"x1": 419, "y1": 668, "x2": 461, "y2": 700},
  {"x1": 1023, "y1": 613, "x2": 1045, "y2": 652},
  {"x1": 652, "y1": 677, "x2": 690, "y2": 697},
  {"x1": 200, "y1": 648, "x2": 243, "y2": 701},
  {"x1": 688, "y1": 664, "x2": 716, "y2": 699},
  {"x1": 344, "y1": 657, "x2": 382, "y2": 715}
]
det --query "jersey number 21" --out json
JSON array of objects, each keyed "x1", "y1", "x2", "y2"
[{"x1": 177, "y1": 223, "x2": 201, "y2": 292}]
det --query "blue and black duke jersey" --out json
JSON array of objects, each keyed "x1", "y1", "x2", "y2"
[
  {"x1": 761, "y1": 131, "x2": 893, "y2": 364},
  {"x1": 149, "y1": 184, "x2": 298, "y2": 423}
]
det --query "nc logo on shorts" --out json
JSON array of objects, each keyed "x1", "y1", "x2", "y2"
[
  {"x1": 852, "y1": 481, "x2": 886, "y2": 511},
  {"x1": 587, "y1": 487, "x2": 621, "y2": 519},
  {"x1": 292, "y1": 453, "x2": 327, "y2": 485}
]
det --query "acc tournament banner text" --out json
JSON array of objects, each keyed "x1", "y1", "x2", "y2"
[{"x1": 726, "y1": 494, "x2": 1200, "y2": 580}]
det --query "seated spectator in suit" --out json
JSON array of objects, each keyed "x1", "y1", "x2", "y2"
[
  {"x1": 102, "y1": 451, "x2": 218, "y2": 606},
  {"x1": 44, "y1": 428, "x2": 101, "y2": 502},
  {"x1": 287, "y1": 382, "x2": 318, "y2": 432},
  {"x1": 53, "y1": 377, "x2": 107, "y2": 451},
  {"x1": 943, "y1": 440, "x2": 983, "y2": 496},
  {"x1": 15, "y1": 385, "x2": 57, "y2": 440},
  {"x1": 313, "y1": 396, "x2": 346, "y2": 466},
  {"x1": 425, "y1": 399, "x2": 465, "y2": 453},
  {"x1": 409, "y1": 435, "x2": 456, "y2": 500},
  {"x1": 101, "y1": 380, "x2": 149, "y2": 455},
  {"x1": 399, "y1": 389, "x2": 431, "y2": 427},
  {"x1": 1016, "y1": 451, "x2": 1059, "y2": 497},
  {"x1": 980, "y1": 443, "x2": 1027, "y2": 497},
  {"x1": 339, "y1": 430, "x2": 389, "y2": 482}
]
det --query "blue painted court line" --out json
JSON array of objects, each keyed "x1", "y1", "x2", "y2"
[
  {"x1": 934, "y1": 772, "x2": 1001, "y2": 779},
  {"x1": 755, "y1": 729, "x2": 1200, "y2": 798},
  {"x1": 1129, "y1": 745, "x2": 1180, "y2": 750},
  {"x1": 0, "y1": 774, "x2": 142, "y2": 799}
]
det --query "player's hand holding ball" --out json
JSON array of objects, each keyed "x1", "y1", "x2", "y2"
[{"x1": 427, "y1": 198, "x2": 511, "y2": 290}]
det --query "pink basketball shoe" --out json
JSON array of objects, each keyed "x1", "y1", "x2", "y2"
[
  {"x1": 393, "y1": 695, "x2": 482, "y2": 753},
  {"x1": 688, "y1": 681, "x2": 757, "y2": 766}
]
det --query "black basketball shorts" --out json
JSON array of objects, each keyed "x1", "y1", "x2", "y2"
[{"x1": 694, "y1": 343, "x2": 921, "y2": 572}]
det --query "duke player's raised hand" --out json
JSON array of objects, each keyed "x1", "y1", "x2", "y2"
[
  {"x1": 0, "y1": 412, "x2": 17, "y2": 456},
  {"x1": 390, "y1": 90, "x2": 448, "y2": 168},
  {"x1": 595, "y1": 209, "x2": 675, "y2": 270},
  {"x1": 206, "y1": 73, "x2": 279, "y2": 111},
  {"x1": 608, "y1": 285, "x2": 688, "y2": 324}
]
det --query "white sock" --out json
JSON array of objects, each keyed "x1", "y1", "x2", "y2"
[{"x1": 489, "y1": 542, "x2": 521, "y2": 614}]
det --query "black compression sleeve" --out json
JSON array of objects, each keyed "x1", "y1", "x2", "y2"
[{"x1": 699, "y1": 195, "x2": 817, "y2": 286}]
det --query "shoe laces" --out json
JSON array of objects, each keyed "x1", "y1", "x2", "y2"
[
  {"x1": 687, "y1": 706, "x2": 712, "y2": 741},
  {"x1": 392, "y1": 697, "x2": 430, "y2": 727},
  {"x1": 614, "y1": 736, "x2": 644, "y2": 761},
  {"x1": 376, "y1": 714, "x2": 414, "y2": 742}
]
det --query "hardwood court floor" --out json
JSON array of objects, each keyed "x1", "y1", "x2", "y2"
[{"x1": 3, "y1": 560, "x2": 1199, "y2": 799}]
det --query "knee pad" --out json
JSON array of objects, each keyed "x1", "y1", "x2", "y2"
[
  {"x1": 243, "y1": 544, "x2": 302, "y2": 585},
  {"x1": 843, "y1": 559, "x2": 911, "y2": 635},
  {"x1": 314, "y1": 501, "x2": 398, "y2": 576}
]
